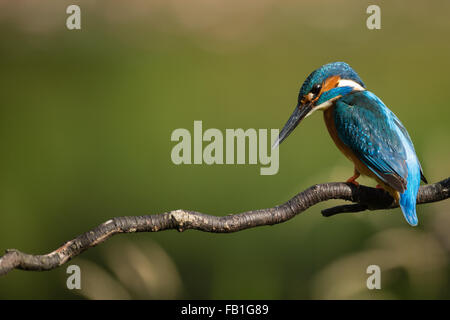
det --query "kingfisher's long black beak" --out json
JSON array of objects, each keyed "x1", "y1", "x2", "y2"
[{"x1": 272, "y1": 101, "x2": 313, "y2": 149}]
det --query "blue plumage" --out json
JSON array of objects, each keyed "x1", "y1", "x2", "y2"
[
  {"x1": 275, "y1": 61, "x2": 427, "y2": 226},
  {"x1": 334, "y1": 91, "x2": 423, "y2": 226},
  {"x1": 299, "y1": 62, "x2": 365, "y2": 98}
]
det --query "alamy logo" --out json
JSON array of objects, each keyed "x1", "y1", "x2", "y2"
[
  {"x1": 66, "y1": 5, "x2": 81, "y2": 30},
  {"x1": 66, "y1": 265, "x2": 81, "y2": 290},
  {"x1": 171, "y1": 121, "x2": 280, "y2": 175},
  {"x1": 366, "y1": 5, "x2": 381, "y2": 30},
  {"x1": 366, "y1": 265, "x2": 381, "y2": 290}
]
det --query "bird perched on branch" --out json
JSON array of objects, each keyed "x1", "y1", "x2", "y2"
[{"x1": 273, "y1": 62, "x2": 427, "y2": 226}]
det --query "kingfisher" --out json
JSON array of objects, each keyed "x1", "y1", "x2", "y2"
[{"x1": 273, "y1": 62, "x2": 427, "y2": 226}]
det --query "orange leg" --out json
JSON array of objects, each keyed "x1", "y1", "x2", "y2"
[
  {"x1": 376, "y1": 184, "x2": 384, "y2": 189},
  {"x1": 346, "y1": 169, "x2": 360, "y2": 186}
]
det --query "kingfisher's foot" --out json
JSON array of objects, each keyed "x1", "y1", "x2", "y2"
[
  {"x1": 346, "y1": 173, "x2": 360, "y2": 186},
  {"x1": 375, "y1": 184, "x2": 384, "y2": 189}
]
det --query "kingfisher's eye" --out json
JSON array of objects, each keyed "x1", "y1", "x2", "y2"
[{"x1": 310, "y1": 83, "x2": 322, "y2": 95}]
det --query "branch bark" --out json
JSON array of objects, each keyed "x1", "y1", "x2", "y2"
[{"x1": 0, "y1": 177, "x2": 449, "y2": 276}]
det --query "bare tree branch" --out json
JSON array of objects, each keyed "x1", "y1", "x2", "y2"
[{"x1": 0, "y1": 177, "x2": 449, "y2": 276}]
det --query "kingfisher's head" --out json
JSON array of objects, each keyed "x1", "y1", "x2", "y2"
[{"x1": 273, "y1": 62, "x2": 366, "y2": 148}]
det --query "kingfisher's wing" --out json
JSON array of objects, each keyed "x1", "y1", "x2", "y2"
[
  {"x1": 334, "y1": 90, "x2": 411, "y2": 192},
  {"x1": 391, "y1": 114, "x2": 428, "y2": 184}
]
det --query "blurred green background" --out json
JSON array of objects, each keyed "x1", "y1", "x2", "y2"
[{"x1": 0, "y1": 0, "x2": 449, "y2": 299}]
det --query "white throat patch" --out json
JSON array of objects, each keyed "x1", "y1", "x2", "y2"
[
  {"x1": 306, "y1": 96, "x2": 341, "y2": 118},
  {"x1": 338, "y1": 79, "x2": 365, "y2": 91}
]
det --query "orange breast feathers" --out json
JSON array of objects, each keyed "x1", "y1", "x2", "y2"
[{"x1": 323, "y1": 106, "x2": 400, "y2": 200}]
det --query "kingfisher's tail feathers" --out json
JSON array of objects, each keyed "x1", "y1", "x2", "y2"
[{"x1": 399, "y1": 191, "x2": 419, "y2": 227}]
